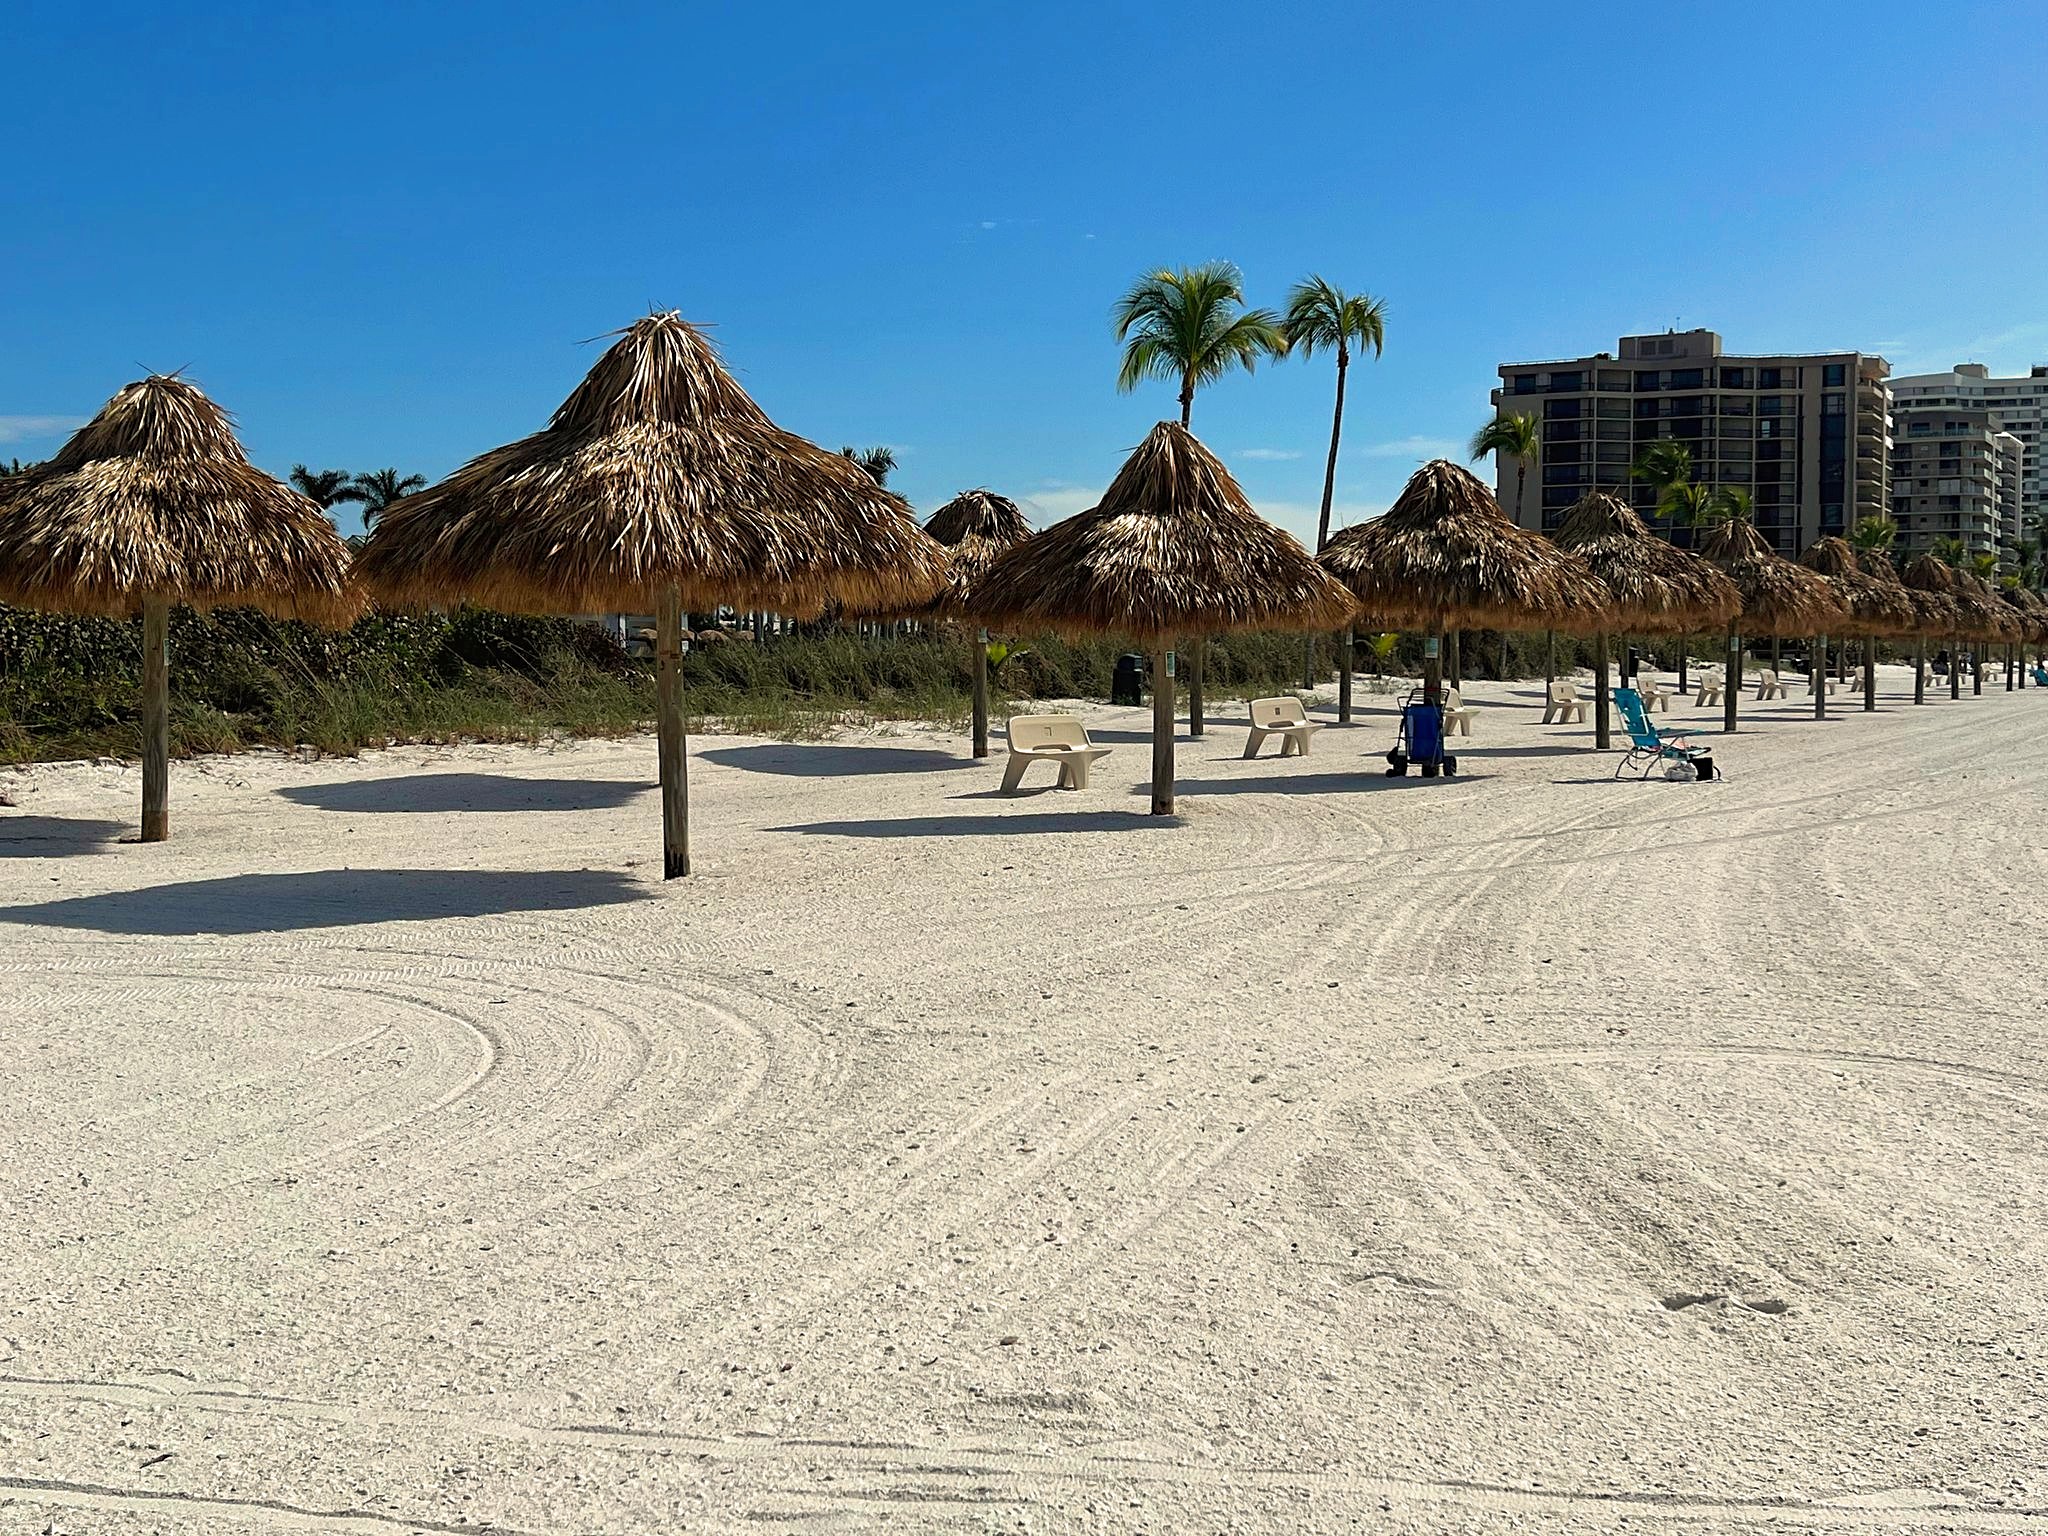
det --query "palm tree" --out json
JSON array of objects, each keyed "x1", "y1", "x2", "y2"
[
  {"x1": 1469, "y1": 412, "x2": 1540, "y2": 524},
  {"x1": 1283, "y1": 276, "x2": 1387, "y2": 700},
  {"x1": 1851, "y1": 514, "x2": 1898, "y2": 557},
  {"x1": 1630, "y1": 440, "x2": 1694, "y2": 498},
  {"x1": 290, "y1": 465, "x2": 356, "y2": 510},
  {"x1": 1654, "y1": 479, "x2": 1723, "y2": 693},
  {"x1": 1113, "y1": 262, "x2": 1285, "y2": 427},
  {"x1": 839, "y1": 445, "x2": 897, "y2": 486},
  {"x1": 1112, "y1": 262, "x2": 1284, "y2": 735},
  {"x1": 341, "y1": 468, "x2": 428, "y2": 528},
  {"x1": 1931, "y1": 535, "x2": 1968, "y2": 568}
]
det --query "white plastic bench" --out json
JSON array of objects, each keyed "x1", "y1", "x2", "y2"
[
  {"x1": 1755, "y1": 668, "x2": 1789, "y2": 701},
  {"x1": 1001, "y1": 714, "x2": 1112, "y2": 792},
  {"x1": 1243, "y1": 696, "x2": 1324, "y2": 759},
  {"x1": 1542, "y1": 680, "x2": 1586, "y2": 724},
  {"x1": 1442, "y1": 685, "x2": 1476, "y2": 737}
]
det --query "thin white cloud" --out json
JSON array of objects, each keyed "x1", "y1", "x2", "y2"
[
  {"x1": 1358, "y1": 435, "x2": 1463, "y2": 461},
  {"x1": 0, "y1": 414, "x2": 84, "y2": 445},
  {"x1": 1237, "y1": 448, "x2": 1301, "y2": 462},
  {"x1": 1019, "y1": 483, "x2": 1103, "y2": 523}
]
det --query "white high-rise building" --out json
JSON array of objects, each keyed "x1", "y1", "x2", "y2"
[{"x1": 1888, "y1": 363, "x2": 2048, "y2": 541}]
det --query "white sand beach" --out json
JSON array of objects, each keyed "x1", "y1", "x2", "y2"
[{"x1": 3, "y1": 668, "x2": 2046, "y2": 1534}]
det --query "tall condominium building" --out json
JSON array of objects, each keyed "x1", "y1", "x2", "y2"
[
  {"x1": 1888, "y1": 404, "x2": 2025, "y2": 558},
  {"x1": 1889, "y1": 362, "x2": 2048, "y2": 537},
  {"x1": 1490, "y1": 329, "x2": 1891, "y2": 555}
]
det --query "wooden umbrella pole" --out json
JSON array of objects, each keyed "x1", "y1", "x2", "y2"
[
  {"x1": 1863, "y1": 636, "x2": 1876, "y2": 712},
  {"x1": 1724, "y1": 626, "x2": 1741, "y2": 734},
  {"x1": 1445, "y1": 630, "x2": 1461, "y2": 688},
  {"x1": 139, "y1": 593, "x2": 170, "y2": 843},
  {"x1": 1151, "y1": 644, "x2": 1176, "y2": 815},
  {"x1": 656, "y1": 585, "x2": 690, "y2": 879},
  {"x1": 1592, "y1": 632, "x2": 1611, "y2": 750},
  {"x1": 1951, "y1": 633, "x2": 1962, "y2": 699},
  {"x1": 1188, "y1": 641, "x2": 1205, "y2": 739},
  {"x1": 1544, "y1": 629, "x2": 1555, "y2": 689},
  {"x1": 1812, "y1": 634, "x2": 1826, "y2": 719},
  {"x1": 1914, "y1": 638, "x2": 1926, "y2": 704},
  {"x1": 971, "y1": 631, "x2": 990, "y2": 759},
  {"x1": 1423, "y1": 630, "x2": 1444, "y2": 707},
  {"x1": 1974, "y1": 639, "x2": 1983, "y2": 696},
  {"x1": 1337, "y1": 625, "x2": 1354, "y2": 724}
]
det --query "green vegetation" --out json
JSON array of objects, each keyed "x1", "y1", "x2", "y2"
[{"x1": 2, "y1": 606, "x2": 1500, "y2": 767}]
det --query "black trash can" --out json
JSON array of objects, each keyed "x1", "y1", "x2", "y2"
[{"x1": 1112, "y1": 653, "x2": 1147, "y2": 706}]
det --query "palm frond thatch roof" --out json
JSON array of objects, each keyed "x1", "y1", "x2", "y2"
[
  {"x1": 354, "y1": 312, "x2": 950, "y2": 616},
  {"x1": 1551, "y1": 491, "x2": 1738, "y2": 633},
  {"x1": 852, "y1": 488, "x2": 1033, "y2": 620},
  {"x1": 1950, "y1": 568, "x2": 2019, "y2": 642},
  {"x1": 1798, "y1": 536, "x2": 1916, "y2": 637},
  {"x1": 1898, "y1": 554, "x2": 1963, "y2": 638},
  {"x1": 1317, "y1": 460, "x2": 1609, "y2": 634},
  {"x1": 1695, "y1": 519, "x2": 1846, "y2": 637},
  {"x1": 964, "y1": 421, "x2": 1355, "y2": 642},
  {"x1": 2000, "y1": 583, "x2": 2048, "y2": 643},
  {"x1": 0, "y1": 376, "x2": 358, "y2": 624}
]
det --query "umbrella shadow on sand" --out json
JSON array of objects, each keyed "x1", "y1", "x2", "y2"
[
  {"x1": 1, "y1": 867, "x2": 646, "y2": 935},
  {"x1": 278, "y1": 774, "x2": 650, "y2": 814},
  {"x1": 770, "y1": 810, "x2": 1175, "y2": 838},
  {"x1": 699, "y1": 745, "x2": 962, "y2": 776},
  {"x1": 0, "y1": 815, "x2": 129, "y2": 858},
  {"x1": 1154, "y1": 771, "x2": 1493, "y2": 797}
]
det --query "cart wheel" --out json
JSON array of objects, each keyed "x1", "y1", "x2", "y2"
[{"x1": 1443, "y1": 755, "x2": 1458, "y2": 776}]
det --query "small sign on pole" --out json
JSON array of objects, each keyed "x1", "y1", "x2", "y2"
[
  {"x1": 1423, "y1": 638, "x2": 1440, "y2": 658},
  {"x1": 1165, "y1": 651, "x2": 1177, "y2": 677}
]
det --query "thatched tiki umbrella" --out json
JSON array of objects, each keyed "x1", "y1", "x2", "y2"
[
  {"x1": 1951, "y1": 569, "x2": 2015, "y2": 698},
  {"x1": 1798, "y1": 538, "x2": 1912, "y2": 717},
  {"x1": 1552, "y1": 491, "x2": 1737, "y2": 745},
  {"x1": 0, "y1": 377, "x2": 357, "y2": 841},
  {"x1": 1855, "y1": 548, "x2": 1918, "y2": 710},
  {"x1": 907, "y1": 489, "x2": 1032, "y2": 760},
  {"x1": 1898, "y1": 555, "x2": 1961, "y2": 705},
  {"x1": 1697, "y1": 521, "x2": 1844, "y2": 724},
  {"x1": 965, "y1": 421, "x2": 1354, "y2": 815},
  {"x1": 1319, "y1": 460, "x2": 1607, "y2": 711},
  {"x1": 357, "y1": 313, "x2": 948, "y2": 878}
]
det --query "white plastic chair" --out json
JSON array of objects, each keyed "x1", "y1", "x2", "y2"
[
  {"x1": 1541, "y1": 680, "x2": 1586, "y2": 724},
  {"x1": 1442, "y1": 685, "x2": 1476, "y2": 737},
  {"x1": 1001, "y1": 715, "x2": 1112, "y2": 792},
  {"x1": 1242, "y1": 696, "x2": 1324, "y2": 758}
]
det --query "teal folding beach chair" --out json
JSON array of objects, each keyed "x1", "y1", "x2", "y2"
[{"x1": 1612, "y1": 687, "x2": 1718, "y2": 780}]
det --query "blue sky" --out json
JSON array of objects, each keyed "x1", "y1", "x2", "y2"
[{"x1": 5, "y1": 1, "x2": 2046, "y2": 543}]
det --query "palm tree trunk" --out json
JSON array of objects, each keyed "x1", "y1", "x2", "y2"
[
  {"x1": 1812, "y1": 634, "x2": 1826, "y2": 719},
  {"x1": 1515, "y1": 463, "x2": 1527, "y2": 525},
  {"x1": 1151, "y1": 645, "x2": 1176, "y2": 814},
  {"x1": 1305, "y1": 351, "x2": 1349, "y2": 691},
  {"x1": 140, "y1": 593, "x2": 169, "y2": 843},
  {"x1": 1337, "y1": 626, "x2": 1354, "y2": 724},
  {"x1": 656, "y1": 585, "x2": 690, "y2": 879},
  {"x1": 1724, "y1": 626, "x2": 1742, "y2": 734},
  {"x1": 1593, "y1": 632, "x2": 1611, "y2": 749}
]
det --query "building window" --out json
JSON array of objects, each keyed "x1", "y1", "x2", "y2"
[
  {"x1": 1822, "y1": 363, "x2": 1846, "y2": 386},
  {"x1": 1549, "y1": 371, "x2": 1582, "y2": 392},
  {"x1": 1513, "y1": 374, "x2": 1539, "y2": 394},
  {"x1": 1822, "y1": 393, "x2": 1845, "y2": 414},
  {"x1": 1719, "y1": 367, "x2": 1749, "y2": 389}
]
